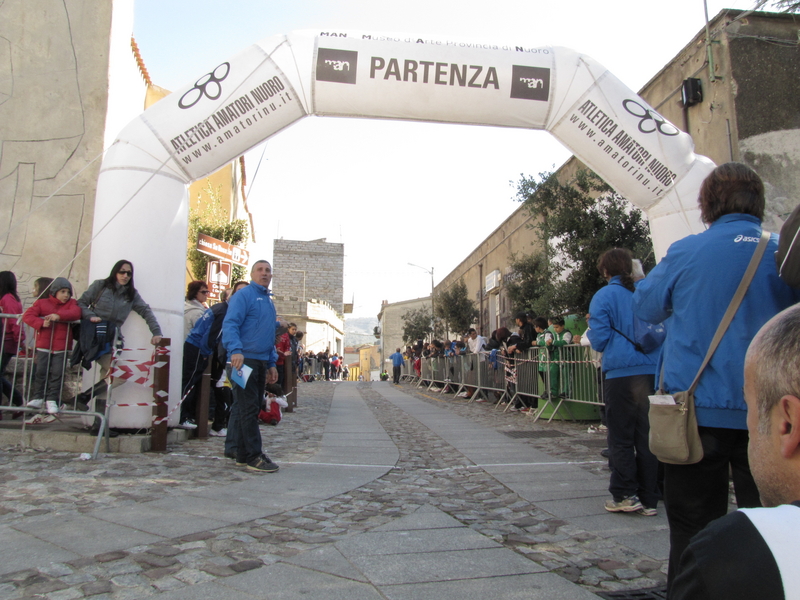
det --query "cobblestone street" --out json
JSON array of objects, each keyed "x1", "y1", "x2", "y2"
[{"x1": 0, "y1": 381, "x2": 669, "y2": 599}]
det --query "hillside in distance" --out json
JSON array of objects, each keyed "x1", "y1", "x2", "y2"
[{"x1": 345, "y1": 316, "x2": 379, "y2": 347}]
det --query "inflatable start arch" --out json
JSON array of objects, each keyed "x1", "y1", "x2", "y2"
[{"x1": 92, "y1": 30, "x2": 715, "y2": 426}]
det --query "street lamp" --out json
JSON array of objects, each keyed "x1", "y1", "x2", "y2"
[{"x1": 408, "y1": 263, "x2": 435, "y2": 339}]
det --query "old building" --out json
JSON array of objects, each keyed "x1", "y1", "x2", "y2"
[
  {"x1": 376, "y1": 297, "x2": 431, "y2": 366},
  {"x1": 272, "y1": 238, "x2": 346, "y2": 354}
]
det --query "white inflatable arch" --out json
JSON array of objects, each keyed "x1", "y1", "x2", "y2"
[{"x1": 92, "y1": 30, "x2": 715, "y2": 427}]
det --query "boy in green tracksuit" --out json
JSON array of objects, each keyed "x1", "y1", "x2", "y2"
[{"x1": 551, "y1": 316, "x2": 573, "y2": 398}]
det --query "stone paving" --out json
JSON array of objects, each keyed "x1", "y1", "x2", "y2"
[{"x1": 0, "y1": 381, "x2": 669, "y2": 599}]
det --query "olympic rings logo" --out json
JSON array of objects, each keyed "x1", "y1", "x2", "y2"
[
  {"x1": 178, "y1": 62, "x2": 231, "y2": 109},
  {"x1": 622, "y1": 99, "x2": 680, "y2": 137}
]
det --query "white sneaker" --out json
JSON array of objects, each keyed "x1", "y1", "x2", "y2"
[
  {"x1": 46, "y1": 401, "x2": 59, "y2": 414},
  {"x1": 179, "y1": 420, "x2": 198, "y2": 430},
  {"x1": 209, "y1": 428, "x2": 227, "y2": 437},
  {"x1": 27, "y1": 399, "x2": 43, "y2": 409},
  {"x1": 25, "y1": 414, "x2": 55, "y2": 424}
]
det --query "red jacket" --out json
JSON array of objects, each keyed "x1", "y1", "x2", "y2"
[
  {"x1": 0, "y1": 292, "x2": 24, "y2": 351},
  {"x1": 275, "y1": 332, "x2": 291, "y2": 366},
  {"x1": 23, "y1": 297, "x2": 82, "y2": 351}
]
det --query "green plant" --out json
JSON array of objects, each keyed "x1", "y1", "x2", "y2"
[
  {"x1": 511, "y1": 168, "x2": 655, "y2": 315},
  {"x1": 401, "y1": 307, "x2": 433, "y2": 344},
  {"x1": 435, "y1": 279, "x2": 479, "y2": 336},
  {"x1": 187, "y1": 180, "x2": 249, "y2": 284}
]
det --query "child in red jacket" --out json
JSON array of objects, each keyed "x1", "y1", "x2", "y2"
[{"x1": 22, "y1": 277, "x2": 82, "y2": 418}]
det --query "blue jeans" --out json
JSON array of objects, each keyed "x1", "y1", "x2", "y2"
[{"x1": 230, "y1": 359, "x2": 268, "y2": 464}]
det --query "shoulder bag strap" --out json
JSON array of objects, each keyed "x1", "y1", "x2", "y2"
[{"x1": 686, "y1": 228, "x2": 770, "y2": 393}]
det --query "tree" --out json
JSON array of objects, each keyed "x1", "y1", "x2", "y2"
[
  {"x1": 505, "y1": 252, "x2": 554, "y2": 318},
  {"x1": 435, "y1": 279, "x2": 479, "y2": 336},
  {"x1": 754, "y1": 0, "x2": 800, "y2": 11},
  {"x1": 187, "y1": 180, "x2": 250, "y2": 284},
  {"x1": 510, "y1": 169, "x2": 655, "y2": 315},
  {"x1": 401, "y1": 307, "x2": 433, "y2": 344}
]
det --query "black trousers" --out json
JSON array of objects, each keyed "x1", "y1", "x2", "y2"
[
  {"x1": 664, "y1": 426, "x2": 760, "y2": 590},
  {"x1": 392, "y1": 365, "x2": 401, "y2": 383},
  {"x1": 604, "y1": 374, "x2": 659, "y2": 508},
  {"x1": 180, "y1": 342, "x2": 207, "y2": 423}
]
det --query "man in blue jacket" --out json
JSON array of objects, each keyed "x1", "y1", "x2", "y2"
[
  {"x1": 389, "y1": 348, "x2": 405, "y2": 384},
  {"x1": 222, "y1": 260, "x2": 282, "y2": 473},
  {"x1": 632, "y1": 162, "x2": 800, "y2": 590}
]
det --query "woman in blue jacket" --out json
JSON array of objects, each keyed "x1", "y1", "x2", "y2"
[
  {"x1": 588, "y1": 248, "x2": 660, "y2": 517},
  {"x1": 632, "y1": 162, "x2": 800, "y2": 590}
]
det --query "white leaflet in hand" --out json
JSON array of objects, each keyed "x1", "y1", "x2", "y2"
[{"x1": 230, "y1": 364, "x2": 253, "y2": 388}]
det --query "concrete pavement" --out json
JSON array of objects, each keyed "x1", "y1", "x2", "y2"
[{"x1": 0, "y1": 381, "x2": 671, "y2": 599}]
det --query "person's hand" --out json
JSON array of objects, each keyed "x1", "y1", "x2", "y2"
[
  {"x1": 266, "y1": 366, "x2": 278, "y2": 384},
  {"x1": 151, "y1": 335, "x2": 162, "y2": 345},
  {"x1": 90, "y1": 317, "x2": 101, "y2": 323},
  {"x1": 546, "y1": 338, "x2": 553, "y2": 345},
  {"x1": 231, "y1": 353, "x2": 244, "y2": 370},
  {"x1": 507, "y1": 345, "x2": 516, "y2": 354},
  {"x1": 48, "y1": 314, "x2": 61, "y2": 322},
  {"x1": 42, "y1": 317, "x2": 51, "y2": 328}
]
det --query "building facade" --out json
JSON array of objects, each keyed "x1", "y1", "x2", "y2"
[
  {"x1": 273, "y1": 238, "x2": 345, "y2": 313},
  {"x1": 272, "y1": 238, "x2": 346, "y2": 354},
  {"x1": 376, "y1": 296, "x2": 432, "y2": 366},
  {"x1": 0, "y1": 0, "x2": 142, "y2": 297}
]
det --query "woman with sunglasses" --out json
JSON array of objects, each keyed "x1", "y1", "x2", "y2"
[
  {"x1": 79, "y1": 260, "x2": 162, "y2": 344},
  {"x1": 184, "y1": 280, "x2": 209, "y2": 339},
  {"x1": 75, "y1": 260, "x2": 162, "y2": 429}
]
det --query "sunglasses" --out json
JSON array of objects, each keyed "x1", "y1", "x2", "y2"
[
  {"x1": 199, "y1": 290, "x2": 209, "y2": 294},
  {"x1": 118, "y1": 270, "x2": 132, "y2": 275}
]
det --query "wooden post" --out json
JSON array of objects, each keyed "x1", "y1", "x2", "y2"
[
  {"x1": 150, "y1": 338, "x2": 170, "y2": 452},
  {"x1": 282, "y1": 360, "x2": 296, "y2": 413},
  {"x1": 196, "y1": 360, "x2": 211, "y2": 438}
]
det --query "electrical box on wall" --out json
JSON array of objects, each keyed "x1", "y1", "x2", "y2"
[{"x1": 681, "y1": 78, "x2": 703, "y2": 107}]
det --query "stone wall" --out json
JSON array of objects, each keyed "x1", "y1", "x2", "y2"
[
  {"x1": 273, "y1": 238, "x2": 344, "y2": 314},
  {"x1": 0, "y1": 0, "x2": 141, "y2": 301}
]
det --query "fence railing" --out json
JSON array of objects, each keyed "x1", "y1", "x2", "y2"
[
  {"x1": 399, "y1": 345, "x2": 602, "y2": 421},
  {"x1": 0, "y1": 313, "x2": 172, "y2": 457},
  {"x1": 0, "y1": 314, "x2": 108, "y2": 457}
]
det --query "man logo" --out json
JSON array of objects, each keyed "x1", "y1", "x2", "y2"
[
  {"x1": 317, "y1": 48, "x2": 358, "y2": 84},
  {"x1": 510, "y1": 66, "x2": 550, "y2": 101}
]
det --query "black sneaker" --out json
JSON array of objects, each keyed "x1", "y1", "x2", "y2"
[{"x1": 246, "y1": 455, "x2": 279, "y2": 473}]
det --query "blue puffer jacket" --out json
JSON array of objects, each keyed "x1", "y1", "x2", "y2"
[
  {"x1": 633, "y1": 214, "x2": 800, "y2": 430},
  {"x1": 222, "y1": 281, "x2": 279, "y2": 366},
  {"x1": 587, "y1": 276, "x2": 658, "y2": 379}
]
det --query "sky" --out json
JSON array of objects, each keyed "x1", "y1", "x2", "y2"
[{"x1": 133, "y1": 0, "x2": 759, "y2": 319}]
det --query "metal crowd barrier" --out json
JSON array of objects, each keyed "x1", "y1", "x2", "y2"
[
  {"x1": 0, "y1": 315, "x2": 106, "y2": 458},
  {"x1": 399, "y1": 359, "x2": 416, "y2": 383},
  {"x1": 405, "y1": 345, "x2": 603, "y2": 421}
]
